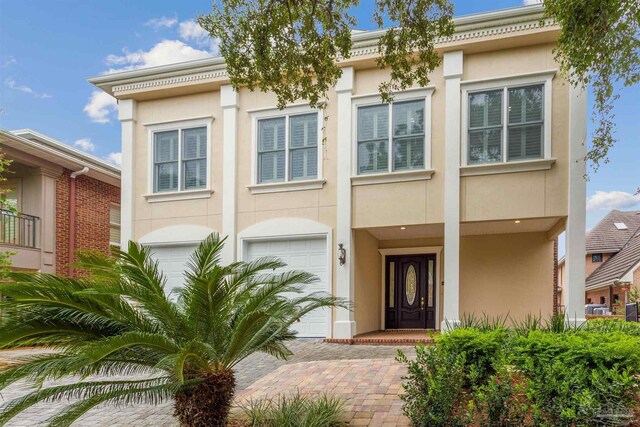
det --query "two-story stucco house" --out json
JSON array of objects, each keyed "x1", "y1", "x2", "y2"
[{"x1": 89, "y1": 4, "x2": 587, "y2": 339}]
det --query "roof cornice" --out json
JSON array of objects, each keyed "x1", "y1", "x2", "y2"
[{"x1": 88, "y1": 4, "x2": 551, "y2": 96}]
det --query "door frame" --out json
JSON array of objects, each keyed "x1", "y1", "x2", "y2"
[{"x1": 379, "y1": 246, "x2": 443, "y2": 330}]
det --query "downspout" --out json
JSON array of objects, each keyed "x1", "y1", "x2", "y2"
[{"x1": 68, "y1": 167, "x2": 89, "y2": 276}]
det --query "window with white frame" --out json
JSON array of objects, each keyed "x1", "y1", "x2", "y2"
[
  {"x1": 257, "y1": 112, "x2": 319, "y2": 183},
  {"x1": 467, "y1": 84, "x2": 545, "y2": 165},
  {"x1": 357, "y1": 99, "x2": 426, "y2": 174},
  {"x1": 153, "y1": 126, "x2": 208, "y2": 193},
  {"x1": 109, "y1": 204, "x2": 121, "y2": 247}
]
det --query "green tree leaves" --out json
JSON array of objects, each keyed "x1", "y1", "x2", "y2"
[
  {"x1": 198, "y1": 0, "x2": 454, "y2": 108},
  {"x1": 543, "y1": 0, "x2": 640, "y2": 170}
]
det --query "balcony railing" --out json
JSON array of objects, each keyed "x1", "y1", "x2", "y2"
[{"x1": 0, "y1": 209, "x2": 38, "y2": 248}]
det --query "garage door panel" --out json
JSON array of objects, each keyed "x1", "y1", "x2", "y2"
[
  {"x1": 246, "y1": 237, "x2": 328, "y2": 338},
  {"x1": 148, "y1": 245, "x2": 197, "y2": 299}
]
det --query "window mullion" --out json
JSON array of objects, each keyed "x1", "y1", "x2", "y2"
[
  {"x1": 177, "y1": 129, "x2": 183, "y2": 191},
  {"x1": 388, "y1": 104, "x2": 393, "y2": 173},
  {"x1": 503, "y1": 87, "x2": 508, "y2": 163},
  {"x1": 285, "y1": 115, "x2": 290, "y2": 182}
]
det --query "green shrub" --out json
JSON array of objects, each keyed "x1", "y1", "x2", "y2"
[
  {"x1": 511, "y1": 330, "x2": 640, "y2": 426},
  {"x1": 397, "y1": 343, "x2": 467, "y2": 427},
  {"x1": 585, "y1": 318, "x2": 640, "y2": 336},
  {"x1": 438, "y1": 328, "x2": 508, "y2": 385},
  {"x1": 237, "y1": 393, "x2": 345, "y2": 427},
  {"x1": 397, "y1": 321, "x2": 640, "y2": 427},
  {"x1": 470, "y1": 357, "x2": 529, "y2": 427}
]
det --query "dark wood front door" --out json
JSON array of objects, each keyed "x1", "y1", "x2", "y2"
[{"x1": 385, "y1": 254, "x2": 436, "y2": 329}]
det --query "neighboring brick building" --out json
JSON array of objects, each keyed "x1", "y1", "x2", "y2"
[
  {"x1": 0, "y1": 129, "x2": 120, "y2": 277},
  {"x1": 558, "y1": 210, "x2": 640, "y2": 312}
]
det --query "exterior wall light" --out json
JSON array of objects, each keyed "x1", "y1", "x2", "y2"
[{"x1": 338, "y1": 243, "x2": 346, "y2": 266}]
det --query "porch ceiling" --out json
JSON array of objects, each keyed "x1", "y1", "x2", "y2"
[{"x1": 362, "y1": 217, "x2": 563, "y2": 241}]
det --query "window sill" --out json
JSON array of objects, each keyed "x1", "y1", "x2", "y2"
[
  {"x1": 351, "y1": 169, "x2": 435, "y2": 186},
  {"x1": 460, "y1": 158, "x2": 556, "y2": 177},
  {"x1": 143, "y1": 189, "x2": 213, "y2": 203},
  {"x1": 247, "y1": 179, "x2": 326, "y2": 194}
]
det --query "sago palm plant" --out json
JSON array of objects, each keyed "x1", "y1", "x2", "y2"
[{"x1": 0, "y1": 233, "x2": 345, "y2": 426}]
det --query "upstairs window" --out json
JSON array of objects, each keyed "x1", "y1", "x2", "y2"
[
  {"x1": 257, "y1": 112, "x2": 319, "y2": 183},
  {"x1": 109, "y1": 204, "x2": 121, "y2": 247},
  {"x1": 357, "y1": 99, "x2": 426, "y2": 174},
  {"x1": 153, "y1": 126, "x2": 208, "y2": 193},
  {"x1": 592, "y1": 253, "x2": 603, "y2": 263},
  {"x1": 467, "y1": 84, "x2": 545, "y2": 165}
]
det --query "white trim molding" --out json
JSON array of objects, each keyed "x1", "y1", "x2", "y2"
[
  {"x1": 351, "y1": 169, "x2": 435, "y2": 186},
  {"x1": 460, "y1": 158, "x2": 556, "y2": 177},
  {"x1": 442, "y1": 51, "x2": 463, "y2": 331},
  {"x1": 118, "y1": 99, "x2": 137, "y2": 247},
  {"x1": 145, "y1": 117, "x2": 214, "y2": 196},
  {"x1": 249, "y1": 103, "x2": 324, "y2": 190},
  {"x1": 378, "y1": 247, "x2": 443, "y2": 331},
  {"x1": 564, "y1": 82, "x2": 588, "y2": 325},
  {"x1": 221, "y1": 85, "x2": 238, "y2": 264},
  {"x1": 460, "y1": 70, "x2": 555, "y2": 168},
  {"x1": 335, "y1": 66, "x2": 356, "y2": 339},
  {"x1": 247, "y1": 179, "x2": 326, "y2": 194},
  {"x1": 143, "y1": 188, "x2": 213, "y2": 203},
  {"x1": 351, "y1": 88, "x2": 434, "y2": 177},
  {"x1": 237, "y1": 218, "x2": 334, "y2": 338}
]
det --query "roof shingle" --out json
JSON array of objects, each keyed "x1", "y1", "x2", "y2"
[{"x1": 586, "y1": 210, "x2": 640, "y2": 253}]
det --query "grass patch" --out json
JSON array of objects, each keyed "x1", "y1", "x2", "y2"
[{"x1": 234, "y1": 393, "x2": 345, "y2": 427}]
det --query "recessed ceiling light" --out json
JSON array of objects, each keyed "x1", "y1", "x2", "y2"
[
  {"x1": 400, "y1": 226, "x2": 406, "y2": 230},
  {"x1": 515, "y1": 220, "x2": 521, "y2": 224}
]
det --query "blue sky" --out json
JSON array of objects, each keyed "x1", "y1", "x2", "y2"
[{"x1": 0, "y1": 0, "x2": 638, "y2": 231}]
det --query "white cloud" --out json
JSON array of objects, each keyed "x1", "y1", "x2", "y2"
[
  {"x1": 2, "y1": 56, "x2": 16, "y2": 67},
  {"x1": 84, "y1": 91, "x2": 118, "y2": 123},
  {"x1": 105, "y1": 152, "x2": 122, "y2": 166},
  {"x1": 105, "y1": 39, "x2": 212, "y2": 73},
  {"x1": 523, "y1": 0, "x2": 543, "y2": 4},
  {"x1": 146, "y1": 16, "x2": 177, "y2": 30},
  {"x1": 73, "y1": 138, "x2": 95, "y2": 153},
  {"x1": 586, "y1": 190, "x2": 640, "y2": 212},
  {"x1": 178, "y1": 20, "x2": 220, "y2": 55},
  {"x1": 4, "y1": 77, "x2": 51, "y2": 99}
]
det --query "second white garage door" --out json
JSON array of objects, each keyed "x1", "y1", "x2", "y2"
[
  {"x1": 149, "y1": 244, "x2": 198, "y2": 300},
  {"x1": 245, "y1": 238, "x2": 329, "y2": 338}
]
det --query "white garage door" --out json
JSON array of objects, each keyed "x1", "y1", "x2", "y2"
[
  {"x1": 149, "y1": 244, "x2": 198, "y2": 300},
  {"x1": 245, "y1": 238, "x2": 328, "y2": 338}
]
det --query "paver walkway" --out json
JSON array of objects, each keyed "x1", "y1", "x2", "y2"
[{"x1": 0, "y1": 340, "x2": 416, "y2": 426}]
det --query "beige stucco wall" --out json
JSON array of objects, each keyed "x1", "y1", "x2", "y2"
[
  {"x1": 459, "y1": 232, "x2": 554, "y2": 322},
  {"x1": 353, "y1": 230, "x2": 382, "y2": 334},
  {"x1": 132, "y1": 92, "x2": 224, "y2": 240},
  {"x1": 461, "y1": 44, "x2": 569, "y2": 222},
  {"x1": 234, "y1": 88, "x2": 338, "y2": 235}
]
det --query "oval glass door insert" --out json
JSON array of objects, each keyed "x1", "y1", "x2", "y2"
[{"x1": 406, "y1": 265, "x2": 417, "y2": 305}]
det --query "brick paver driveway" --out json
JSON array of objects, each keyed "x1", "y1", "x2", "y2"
[{"x1": 0, "y1": 340, "x2": 415, "y2": 426}]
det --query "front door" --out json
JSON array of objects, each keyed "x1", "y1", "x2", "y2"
[{"x1": 385, "y1": 254, "x2": 436, "y2": 329}]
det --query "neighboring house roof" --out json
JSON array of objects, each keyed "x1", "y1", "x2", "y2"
[
  {"x1": 0, "y1": 129, "x2": 120, "y2": 187},
  {"x1": 585, "y1": 210, "x2": 640, "y2": 253},
  {"x1": 586, "y1": 210, "x2": 640, "y2": 289},
  {"x1": 586, "y1": 232, "x2": 640, "y2": 289}
]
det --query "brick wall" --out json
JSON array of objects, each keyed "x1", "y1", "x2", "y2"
[
  {"x1": 585, "y1": 252, "x2": 614, "y2": 276},
  {"x1": 55, "y1": 169, "x2": 120, "y2": 277}
]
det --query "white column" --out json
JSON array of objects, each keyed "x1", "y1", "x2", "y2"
[
  {"x1": 564, "y1": 82, "x2": 587, "y2": 324},
  {"x1": 221, "y1": 85, "x2": 238, "y2": 265},
  {"x1": 442, "y1": 51, "x2": 463, "y2": 331},
  {"x1": 334, "y1": 67, "x2": 356, "y2": 339},
  {"x1": 118, "y1": 99, "x2": 137, "y2": 248}
]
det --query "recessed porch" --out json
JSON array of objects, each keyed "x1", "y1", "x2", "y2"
[{"x1": 349, "y1": 216, "x2": 563, "y2": 337}]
